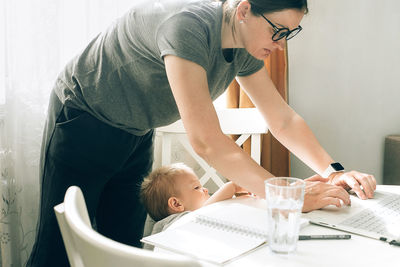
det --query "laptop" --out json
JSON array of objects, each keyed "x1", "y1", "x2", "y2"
[{"x1": 303, "y1": 188, "x2": 400, "y2": 245}]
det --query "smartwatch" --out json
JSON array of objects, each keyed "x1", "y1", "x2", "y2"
[{"x1": 321, "y1": 162, "x2": 345, "y2": 178}]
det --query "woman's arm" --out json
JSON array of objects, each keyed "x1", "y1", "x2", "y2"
[
  {"x1": 236, "y1": 67, "x2": 376, "y2": 200},
  {"x1": 164, "y1": 55, "x2": 352, "y2": 212},
  {"x1": 164, "y1": 55, "x2": 270, "y2": 198},
  {"x1": 236, "y1": 67, "x2": 334, "y2": 176}
]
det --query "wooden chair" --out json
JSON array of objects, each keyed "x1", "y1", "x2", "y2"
[
  {"x1": 156, "y1": 108, "x2": 268, "y2": 188},
  {"x1": 54, "y1": 186, "x2": 201, "y2": 267}
]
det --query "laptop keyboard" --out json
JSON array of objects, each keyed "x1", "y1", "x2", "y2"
[{"x1": 340, "y1": 193, "x2": 400, "y2": 237}]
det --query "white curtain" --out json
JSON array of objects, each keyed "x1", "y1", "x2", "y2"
[{"x1": 0, "y1": 1, "x2": 134, "y2": 266}]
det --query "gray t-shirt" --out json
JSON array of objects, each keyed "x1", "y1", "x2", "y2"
[{"x1": 55, "y1": 0, "x2": 264, "y2": 135}]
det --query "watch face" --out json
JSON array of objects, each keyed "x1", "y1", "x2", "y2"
[{"x1": 331, "y1": 162, "x2": 344, "y2": 171}]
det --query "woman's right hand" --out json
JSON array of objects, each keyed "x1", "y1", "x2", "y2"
[{"x1": 302, "y1": 176, "x2": 351, "y2": 212}]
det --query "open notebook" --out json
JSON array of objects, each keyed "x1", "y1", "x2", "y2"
[
  {"x1": 141, "y1": 201, "x2": 308, "y2": 265},
  {"x1": 303, "y1": 189, "x2": 400, "y2": 245}
]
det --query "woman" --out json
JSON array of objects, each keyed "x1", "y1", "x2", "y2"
[{"x1": 27, "y1": 0, "x2": 376, "y2": 266}]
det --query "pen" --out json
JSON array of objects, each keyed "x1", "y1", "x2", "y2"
[{"x1": 299, "y1": 234, "x2": 351, "y2": 240}]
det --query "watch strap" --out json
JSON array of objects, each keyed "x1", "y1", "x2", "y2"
[{"x1": 322, "y1": 162, "x2": 345, "y2": 178}]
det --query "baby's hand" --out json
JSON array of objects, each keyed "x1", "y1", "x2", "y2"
[
  {"x1": 234, "y1": 192, "x2": 252, "y2": 197},
  {"x1": 233, "y1": 183, "x2": 252, "y2": 197}
]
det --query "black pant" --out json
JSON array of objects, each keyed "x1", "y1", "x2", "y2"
[{"x1": 26, "y1": 90, "x2": 154, "y2": 267}]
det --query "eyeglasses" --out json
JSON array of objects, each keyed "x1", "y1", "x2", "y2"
[{"x1": 260, "y1": 14, "x2": 302, "y2": 41}]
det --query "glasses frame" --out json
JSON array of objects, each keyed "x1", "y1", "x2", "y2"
[{"x1": 260, "y1": 14, "x2": 302, "y2": 41}]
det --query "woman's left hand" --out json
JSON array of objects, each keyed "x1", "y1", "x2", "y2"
[{"x1": 306, "y1": 171, "x2": 377, "y2": 200}]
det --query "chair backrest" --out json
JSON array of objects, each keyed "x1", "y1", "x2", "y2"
[
  {"x1": 156, "y1": 108, "x2": 268, "y2": 188},
  {"x1": 54, "y1": 186, "x2": 201, "y2": 267}
]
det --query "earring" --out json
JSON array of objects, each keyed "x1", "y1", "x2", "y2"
[{"x1": 239, "y1": 20, "x2": 244, "y2": 24}]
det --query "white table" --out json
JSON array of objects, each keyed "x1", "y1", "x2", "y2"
[{"x1": 156, "y1": 185, "x2": 400, "y2": 266}]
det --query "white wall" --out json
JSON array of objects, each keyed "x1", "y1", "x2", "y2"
[{"x1": 288, "y1": 0, "x2": 400, "y2": 183}]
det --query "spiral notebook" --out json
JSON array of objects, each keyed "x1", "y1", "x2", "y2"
[{"x1": 141, "y1": 202, "x2": 308, "y2": 265}]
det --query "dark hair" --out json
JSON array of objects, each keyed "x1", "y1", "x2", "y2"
[
  {"x1": 221, "y1": 0, "x2": 308, "y2": 18},
  {"x1": 220, "y1": 0, "x2": 308, "y2": 43},
  {"x1": 249, "y1": 0, "x2": 308, "y2": 15}
]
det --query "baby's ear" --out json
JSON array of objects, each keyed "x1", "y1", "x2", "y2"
[{"x1": 168, "y1": 197, "x2": 185, "y2": 213}]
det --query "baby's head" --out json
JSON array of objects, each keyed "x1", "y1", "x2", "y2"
[{"x1": 140, "y1": 163, "x2": 210, "y2": 221}]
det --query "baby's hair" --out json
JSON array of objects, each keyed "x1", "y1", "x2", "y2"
[{"x1": 140, "y1": 163, "x2": 194, "y2": 221}]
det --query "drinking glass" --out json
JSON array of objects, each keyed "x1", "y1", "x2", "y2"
[{"x1": 265, "y1": 177, "x2": 305, "y2": 254}]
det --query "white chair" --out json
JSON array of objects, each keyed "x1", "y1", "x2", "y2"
[
  {"x1": 54, "y1": 186, "x2": 202, "y2": 267},
  {"x1": 156, "y1": 108, "x2": 268, "y2": 188}
]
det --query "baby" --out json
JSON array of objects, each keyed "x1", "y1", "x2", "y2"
[{"x1": 140, "y1": 163, "x2": 248, "y2": 243}]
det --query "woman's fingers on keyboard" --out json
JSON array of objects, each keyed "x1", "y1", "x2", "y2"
[
  {"x1": 325, "y1": 186, "x2": 351, "y2": 206},
  {"x1": 317, "y1": 195, "x2": 348, "y2": 209},
  {"x1": 346, "y1": 172, "x2": 375, "y2": 199},
  {"x1": 330, "y1": 171, "x2": 376, "y2": 200},
  {"x1": 303, "y1": 181, "x2": 351, "y2": 212},
  {"x1": 348, "y1": 178, "x2": 367, "y2": 200},
  {"x1": 354, "y1": 172, "x2": 376, "y2": 198},
  {"x1": 336, "y1": 171, "x2": 376, "y2": 200}
]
